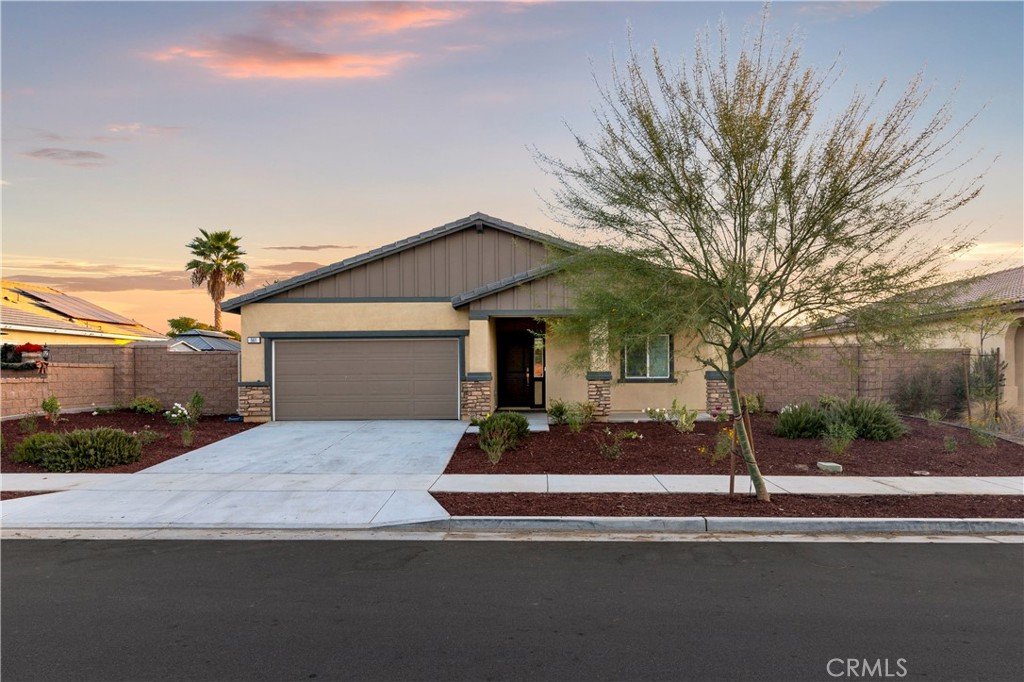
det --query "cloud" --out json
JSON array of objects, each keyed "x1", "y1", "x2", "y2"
[
  {"x1": 106, "y1": 123, "x2": 183, "y2": 136},
  {"x1": 263, "y1": 244, "x2": 358, "y2": 252},
  {"x1": 4, "y1": 260, "x2": 322, "y2": 293},
  {"x1": 262, "y1": 261, "x2": 324, "y2": 273},
  {"x1": 263, "y1": 2, "x2": 467, "y2": 35},
  {"x1": 23, "y1": 148, "x2": 109, "y2": 168},
  {"x1": 154, "y1": 34, "x2": 412, "y2": 80}
]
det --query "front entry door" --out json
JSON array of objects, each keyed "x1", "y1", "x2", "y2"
[
  {"x1": 496, "y1": 320, "x2": 545, "y2": 408},
  {"x1": 498, "y1": 331, "x2": 533, "y2": 407}
]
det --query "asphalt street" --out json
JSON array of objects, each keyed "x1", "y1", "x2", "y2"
[{"x1": 2, "y1": 540, "x2": 1021, "y2": 681}]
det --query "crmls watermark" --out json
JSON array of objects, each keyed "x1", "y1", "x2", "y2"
[{"x1": 827, "y1": 658, "x2": 908, "y2": 678}]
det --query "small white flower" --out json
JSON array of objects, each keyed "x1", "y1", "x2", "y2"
[{"x1": 92, "y1": 411, "x2": 98, "y2": 416}]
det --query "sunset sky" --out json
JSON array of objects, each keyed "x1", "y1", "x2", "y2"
[{"x1": 2, "y1": 1, "x2": 1022, "y2": 335}]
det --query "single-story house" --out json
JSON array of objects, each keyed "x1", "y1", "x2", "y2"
[
  {"x1": 800, "y1": 265, "x2": 1024, "y2": 419},
  {"x1": 1, "y1": 280, "x2": 166, "y2": 346},
  {"x1": 223, "y1": 213, "x2": 706, "y2": 422}
]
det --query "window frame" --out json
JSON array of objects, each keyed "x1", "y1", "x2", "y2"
[{"x1": 620, "y1": 334, "x2": 676, "y2": 383}]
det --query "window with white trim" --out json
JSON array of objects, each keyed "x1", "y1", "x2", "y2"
[{"x1": 623, "y1": 335, "x2": 671, "y2": 379}]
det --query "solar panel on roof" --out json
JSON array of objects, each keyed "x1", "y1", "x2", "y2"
[{"x1": 16, "y1": 289, "x2": 137, "y2": 325}]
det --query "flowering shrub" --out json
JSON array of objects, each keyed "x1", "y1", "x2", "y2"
[
  {"x1": 712, "y1": 426, "x2": 735, "y2": 464},
  {"x1": 14, "y1": 343, "x2": 43, "y2": 353},
  {"x1": 643, "y1": 406, "x2": 671, "y2": 423},
  {"x1": 165, "y1": 403, "x2": 195, "y2": 427}
]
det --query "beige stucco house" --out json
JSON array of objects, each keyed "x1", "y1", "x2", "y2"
[{"x1": 223, "y1": 213, "x2": 706, "y2": 422}]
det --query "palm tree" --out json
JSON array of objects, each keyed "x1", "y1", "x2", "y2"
[{"x1": 185, "y1": 229, "x2": 248, "y2": 331}]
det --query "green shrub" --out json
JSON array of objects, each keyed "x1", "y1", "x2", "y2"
[
  {"x1": 817, "y1": 394, "x2": 841, "y2": 410},
  {"x1": 971, "y1": 425, "x2": 996, "y2": 449},
  {"x1": 129, "y1": 396, "x2": 163, "y2": 414},
  {"x1": 776, "y1": 397, "x2": 907, "y2": 442},
  {"x1": 668, "y1": 399, "x2": 698, "y2": 434},
  {"x1": 774, "y1": 403, "x2": 827, "y2": 439},
  {"x1": 923, "y1": 408, "x2": 943, "y2": 425},
  {"x1": 712, "y1": 425, "x2": 735, "y2": 465},
  {"x1": 943, "y1": 436, "x2": 958, "y2": 453},
  {"x1": 11, "y1": 432, "x2": 65, "y2": 464},
  {"x1": 594, "y1": 427, "x2": 640, "y2": 460},
  {"x1": 187, "y1": 391, "x2": 205, "y2": 418},
  {"x1": 565, "y1": 401, "x2": 597, "y2": 433},
  {"x1": 41, "y1": 395, "x2": 61, "y2": 422},
  {"x1": 39, "y1": 428, "x2": 142, "y2": 472},
  {"x1": 19, "y1": 416, "x2": 38, "y2": 435},
  {"x1": 742, "y1": 393, "x2": 765, "y2": 415},
  {"x1": 477, "y1": 412, "x2": 530, "y2": 464},
  {"x1": 822, "y1": 419, "x2": 857, "y2": 457},
  {"x1": 832, "y1": 397, "x2": 907, "y2": 441},
  {"x1": 547, "y1": 399, "x2": 569, "y2": 425},
  {"x1": 134, "y1": 429, "x2": 163, "y2": 446},
  {"x1": 892, "y1": 366, "x2": 944, "y2": 415}
]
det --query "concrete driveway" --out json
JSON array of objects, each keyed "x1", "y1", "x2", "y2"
[{"x1": 0, "y1": 421, "x2": 468, "y2": 530}]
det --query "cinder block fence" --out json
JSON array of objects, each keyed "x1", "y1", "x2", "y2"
[{"x1": 1, "y1": 345, "x2": 239, "y2": 419}]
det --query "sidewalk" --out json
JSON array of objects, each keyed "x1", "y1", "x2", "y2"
[
  {"x1": 2, "y1": 470, "x2": 1021, "y2": 536},
  {"x1": 4, "y1": 472, "x2": 1022, "y2": 495}
]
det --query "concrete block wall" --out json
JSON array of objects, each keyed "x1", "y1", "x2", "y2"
[
  {"x1": 0, "y1": 363, "x2": 114, "y2": 417},
  {"x1": 133, "y1": 346, "x2": 238, "y2": 414},
  {"x1": 2, "y1": 344, "x2": 239, "y2": 419},
  {"x1": 727, "y1": 346, "x2": 964, "y2": 411}
]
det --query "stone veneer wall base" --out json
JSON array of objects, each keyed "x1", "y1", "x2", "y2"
[{"x1": 461, "y1": 381, "x2": 492, "y2": 421}]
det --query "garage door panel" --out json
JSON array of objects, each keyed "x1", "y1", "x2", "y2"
[{"x1": 274, "y1": 339, "x2": 459, "y2": 420}]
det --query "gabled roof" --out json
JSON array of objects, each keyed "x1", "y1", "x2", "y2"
[
  {"x1": 172, "y1": 329, "x2": 241, "y2": 351},
  {"x1": 222, "y1": 212, "x2": 578, "y2": 312},
  {"x1": 1, "y1": 280, "x2": 166, "y2": 341},
  {"x1": 451, "y1": 262, "x2": 564, "y2": 308}
]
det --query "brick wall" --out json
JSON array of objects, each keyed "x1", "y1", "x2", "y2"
[
  {"x1": 1, "y1": 344, "x2": 239, "y2": 419},
  {"x1": 725, "y1": 346, "x2": 964, "y2": 411}
]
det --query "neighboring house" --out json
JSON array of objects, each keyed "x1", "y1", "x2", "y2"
[
  {"x1": 0, "y1": 280, "x2": 166, "y2": 346},
  {"x1": 801, "y1": 265, "x2": 1024, "y2": 418},
  {"x1": 166, "y1": 329, "x2": 242, "y2": 352},
  {"x1": 223, "y1": 212, "x2": 707, "y2": 421}
]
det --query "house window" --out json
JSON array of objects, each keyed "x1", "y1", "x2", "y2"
[{"x1": 623, "y1": 335, "x2": 672, "y2": 380}]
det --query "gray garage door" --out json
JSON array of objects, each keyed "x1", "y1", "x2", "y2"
[{"x1": 274, "y1": 339, "x2": 459, "y2": 420}]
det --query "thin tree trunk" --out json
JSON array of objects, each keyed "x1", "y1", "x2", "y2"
[{"x1": 725, "y1": 361, "x2": 770, "y2": 501}]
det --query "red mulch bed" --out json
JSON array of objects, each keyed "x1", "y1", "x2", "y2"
[
  {"x1": 432, "y1": 492, "x2": 1024, "y2": 518},
  {"x1": 1, "y1": 411, "x2": 259, "y2": 474},
  {"x1": 0, "y1": 491, "x2": 55, "y2": 501},
  {"x1": 445, "y1": 415, "x2": 1024, "y2": 477}
]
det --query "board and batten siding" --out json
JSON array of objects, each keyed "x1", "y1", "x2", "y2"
[
  {"x1": 266, "y1": 227, "x2": 561, "y2": 301},
  {"x1": 467, "y1": 276, "x2": 573, "y2": 311}
]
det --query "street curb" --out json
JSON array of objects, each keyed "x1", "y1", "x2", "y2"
[{"x1": 424, "y1": 516, "x2": 1024, "y2": 535}]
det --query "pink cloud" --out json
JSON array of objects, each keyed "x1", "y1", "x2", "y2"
[
  {"x1": 263, "y1": 2, "x2": 467, "y2": 34},
  {"x1": 154, "y1": 35, "x2": 412, "y2": 80}
]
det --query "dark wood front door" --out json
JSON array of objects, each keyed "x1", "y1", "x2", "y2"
[
  {"x1": 498, "y1": 331, "x2": 533, "y2": 407},
  {"x1": 496, "y1": 319, "x2": 545, "y2": 408}
]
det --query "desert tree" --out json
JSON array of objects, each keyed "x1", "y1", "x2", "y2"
[
  {"x1": 185, "y1": 229, "x2": 248, "y2": 331},
  {"x1": 538, "y1": 16, "x2": 983, "y2": 500}
]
